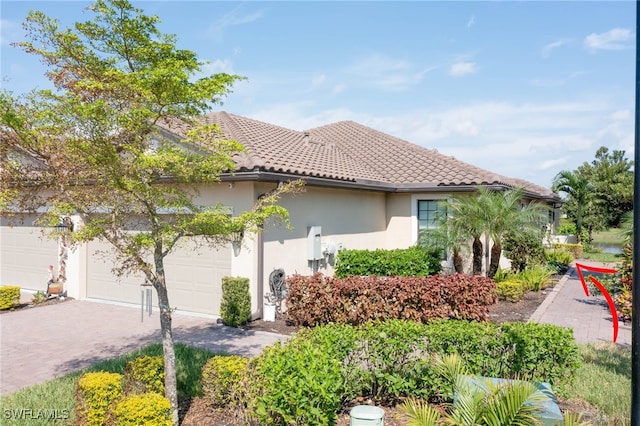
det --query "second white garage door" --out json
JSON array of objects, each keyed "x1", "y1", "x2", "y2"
[{"x1": 86, "y1": 238, "x2": 232, "y2": 316}]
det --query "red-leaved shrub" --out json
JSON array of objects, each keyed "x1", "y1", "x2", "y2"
[{"x1": 285, "y1": 273, "x2": 497, "y2": 326}]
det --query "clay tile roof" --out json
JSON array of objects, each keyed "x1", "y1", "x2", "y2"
[{"x1": 157, "y1": 112, "x2": 557, "y2": 199}]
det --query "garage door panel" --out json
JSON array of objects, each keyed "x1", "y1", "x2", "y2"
[
  {"x1": 87, "y1": 238, "x2": 231, "y2": 315},
  {"x1": 0, "y1": 216, "x2": 58, "y2": 291}
]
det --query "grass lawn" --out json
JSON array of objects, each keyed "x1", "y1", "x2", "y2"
[
  {"x1": 591, "y1": 229, "x2": 627, "y2": 245},
  {"x1": 0, "y1": 341, "x2": 632, "y2": 425}
]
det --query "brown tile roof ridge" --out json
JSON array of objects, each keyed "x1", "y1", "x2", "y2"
[{"x1": 157, "y1": 113, "x2": 557, "y2": 199}]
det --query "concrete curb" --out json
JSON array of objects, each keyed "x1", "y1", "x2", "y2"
[{"x1": 528, "y1": 266, "x2": 573, "y2": 323}]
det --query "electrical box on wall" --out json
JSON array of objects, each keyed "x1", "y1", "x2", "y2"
[{"x1": 307, "y1": 225, "x2": 322, "y2": 260}]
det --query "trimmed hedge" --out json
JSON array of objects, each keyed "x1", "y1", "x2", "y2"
[
  {"x1": 201, "y1": 355, "x2": 248, "y2": 407},
  {"x1": 124, "y1": 356, "x2": 164, "y2": 395},
  {"x1": 334, "y1": 246, "x2": 442, "y2": 278},
  {"x1": 107, "y1": 392, "x2": 172, "y2": 426},
  {"x1": 0, "y1": 285, "x2": 20, "y2": 310},
  {"x1": 285, "y1": 273, "x2": 497, "y2": 326},
  {"x1": 244, "y1": 319, "x2": 581, "y2": 425},
  {"x1": 552, "y1": 243, "x2": 583, "y2": 259},
  {"x1": 75, "y1": 372, "x2": 123, "y2": 426},
  {"x1": 220, "y1": 276, "x2": 251, "y2": 327}
]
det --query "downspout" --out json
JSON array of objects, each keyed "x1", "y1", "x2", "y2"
[{"x1": 257, "y1": 231, "x2": 264, "y2": 319}]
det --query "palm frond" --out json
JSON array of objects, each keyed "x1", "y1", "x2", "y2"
[{"x1": 399, "y1": 398, "x2": 442, "y2": 426}]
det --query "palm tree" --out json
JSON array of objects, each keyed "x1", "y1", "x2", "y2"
[
  {"x1": 552, "y1": 170, "x2": 593, "y2": 243},
  {"x1": 479, "y1": 187, "x2": 548, "y2": 279},
  {"x1": 443, "y1": 193, "x2": 486, "y2": 275}
]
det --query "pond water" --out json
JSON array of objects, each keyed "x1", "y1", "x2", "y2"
[{"x1": 593, "y1": 242, "x2": 623, "y2": 255}]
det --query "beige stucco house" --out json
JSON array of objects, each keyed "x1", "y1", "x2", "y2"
[{"x1": 0, "y1": 112, "x2": 560, "y2": 318}]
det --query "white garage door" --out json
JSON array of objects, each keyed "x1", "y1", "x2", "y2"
[
  {"x1": 86, "y1": 238, "x2": 232, "y2": 315},
  {"x1": 0, "y1": 215, "x2": 58, "y2": 292}
]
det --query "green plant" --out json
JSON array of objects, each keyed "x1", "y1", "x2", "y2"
[
  {"x1": 492, "y1": 268, "x2": 514, "y2": 284},
  {"x1": 515, "y1": 265, "x2": 553, "y2": 291},
  {"x1": 124, "y1": 355, "x2": 164, "y2": 395},
  {"x1": 496, "y1": 279, "x2": 527, "y2": 302},
  {"x1": 75, "y1": 372, "x2": 123, "y2": 426},
  {"x1": 247, "y1": 339, "x2": 343, "y2": 426},
  {"x1": 201, "y1": 355, "x2": 248, "y2": 407},
  {"x1": 107, "y1": 392, "x2": 172, "y2": 426},
  {"x1": 400, "y1": 354, "x2": 550, "y2": 426},
  {"x1": 0, "y1": 285, "x2": 20, "y2": 310},
  {"x1": 552, "y1": 243, "x2": 583, "y2": 259},
  {"x1": 220, "y1": 276, "x2": 252, "y2": 327},
  {"x1": 31, "y1": 290, "x2": 48, "y2": 305},
  {"x1": 334, "y1": 246, "x2": 441, "y2": 278},
  {"x1": 503, "y1": 230, "x2": 545, "y2": 273},
  {"x1": 544, "y1": 248, "x2": 574, "y2": 268}
]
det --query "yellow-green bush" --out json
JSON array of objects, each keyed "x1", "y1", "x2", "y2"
[
  {"x1": 75, "y1": 372, "x2": 123, "y2": 426},
  {"x1": 552, "y1": 243, "x2": 583, "y2": 259},
  {"x1": 201, "y1": 355, "x2": 248, "y2": 407},
  {"x1": 496, "y1": 279, "x2": 527, "y2": 302},
  {"x1": 124, "y1": 355, "x2": 164, "y2": 395},
  {"x1": 107, "y1": 392, "x2": 172, "y2": 426},
  {"x1": 0, "y1": 285, "x2": 20, "y2": 310}
]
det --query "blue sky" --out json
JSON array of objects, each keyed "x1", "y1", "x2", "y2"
[{"x1": 1, "y1": 1, "x2": 635, "y2": 188}]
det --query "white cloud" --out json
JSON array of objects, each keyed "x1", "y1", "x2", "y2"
[
  {"x1": 208, "y1": 6, "x2": 263, "y2": 39},
  {"x1": 344, "y1": 53, "x2": 433, "y2": 90},
  {"x1": 332, "y1": 83, "x2": 346, "y2": 95},
  {"x1": 449, "y1": 61, "x2": 477, "y2": 77},
  {"x1": 541, "y1": 39, "x2": 572, "y2": 57},
  {"x1": 467, "y1": 15, "x2": 475, "y2": 28},
  {"x1": 611, "y1": 109, "x2": 630, "y2": 121},
  {"x1": 311, "y1": 74, "x2": 326, "y2": 89},
  {"x1": 201, "y1": 59, "x2": 235, "y2": 74},
  {"x1": 584, "y1": 28, "x2": 634, "y2": 51}
]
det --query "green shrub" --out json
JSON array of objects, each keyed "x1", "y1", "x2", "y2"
[
  {"x1": 220, "y1": 276, "x2": 251, "y2": 327},
  {"x1": 201, "y1": 355, "x2": 248, "y2": 407},
  {"x1": 553, "y1": 243, "x2": 583, "y2": 259},
  {"x1": 124, "y1": 356, "x2": 164, "y2": 395},
  {"x1": 75, "y1": 372, "x2": 123, "y2": 426},
  {"x1": 248, "y1": 319, "x2": 581, "y2": 414},
  {"x1": 334, "y1": 246, "x2": 441, "y2": 278},
  {"x1": 503, "y1": 230, "x2": 545, "y2": 272},
  {"x1": 247, "y1": 339, "x2": 343, "y2": 426},
  {"x1": 31, "y1": 290, "x2": 48, "y2": 305},
  {"x1": 492, "y1": 268, "x2": 515, "y2": 284},
  {"x1": 516, "y1": 265, "x2": 554, "y2": 291},
  {"x1": 107, "y1": 392, "x2": 172, "y2": 426},
  {"x1": 286, "y1": 273, "x2": 497, "y2": 326},
  {"x1": 0, "y1": 285, "x2": 20, "y2": 310},
  {"x1": 544, "y1": 248, "x2": 574, "y2": 267},
  {"x1": 496, "y1": 279, "x2": 528, "y2": 302},
  {"x1": 500, "y1": 322, "x2": 582, "y2": 394}
]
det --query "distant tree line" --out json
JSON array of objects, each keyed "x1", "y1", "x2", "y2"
[{"x1": 552, "y1": 146, "x2": 633, "y2": 243}]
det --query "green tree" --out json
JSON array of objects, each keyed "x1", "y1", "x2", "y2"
[
  {"x1": 552, "y1": 170, "x2": 594, "y2": 243},
  {"x1": 443, "y1": 193, "x2": 486, "y2": 275},
  {"x1": 443, "y1": 188, "x2": 547, "y2": 278},
  {"x1": 0, "y1": 1, "x2": 300, "y2": 422},
  {"x1": 578, "y1": 146, "x2": 633, "y2": 228},
  {"x1": 478, "y1": 187, "x2": 547, "y2": 279}
]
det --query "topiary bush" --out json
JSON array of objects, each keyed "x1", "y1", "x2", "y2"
[
  {"x1": 75, "y1": 372, "x2": 123, "y2": 426},
  {"x1": 0, "y1": 285, "x2": 20, "y2": 310},
  {"x1": 220, "y1": 276, "x2": 251, "y2": 327},
  {"x1": 503, "y1": 230, "x2": 545, "y2": 273},
  {"x1": 107, "y1": 392, "x2": 172, "y2": 426},
  {"x1": 201, "y1": 355, "x2": 248, "y2": 407},
  {"x1": 334, "y1": 246, "x2": 442, "y2": 278},
  {"x1": 124, "y1": 355, "x2": 164, "y2": 395}
]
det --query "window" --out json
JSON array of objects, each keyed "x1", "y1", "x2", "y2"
[{"x1": 416, "y1": 200, "x2": 446, "y2": 259}]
